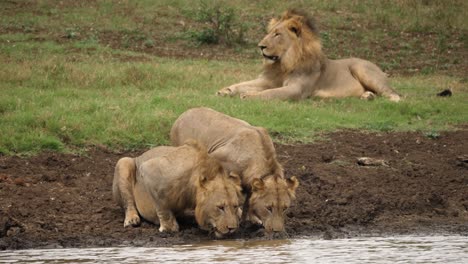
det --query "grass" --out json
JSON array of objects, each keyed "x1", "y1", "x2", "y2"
[
  {"x1": 0, "y1": 0, "x2": 467, "y2": 155},
  {"x1": 1, "y1": 47, "x2": 466, "y2": 155}
]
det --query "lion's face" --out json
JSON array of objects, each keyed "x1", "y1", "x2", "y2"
[
  {"x1": 258, "y1": 20, "x2": 298, "y2": 64},
  {"x1": 258, "y1": 11, "x2": 322, "y2": 72},
  {"x1": 195, "y1": 172, "x2": 243, "y2": 238},
  {"x1": 248, "y1": 176, "x2": 299, "y2": 233}
]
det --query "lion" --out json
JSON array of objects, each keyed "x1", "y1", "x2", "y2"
[
  {"x1": 112, "y1": 140, "x2": 244, "y2": 238},
  {"x1": 170, "y1": 107, "x2": 299, "y2": 233},
  {"x1": 217, "y1": 9, "x2": 401, "y2": 102}
]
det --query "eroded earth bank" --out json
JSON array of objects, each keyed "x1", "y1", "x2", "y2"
[{"x1": 1, "y1": 130, "x2": 467, "y2": 250}]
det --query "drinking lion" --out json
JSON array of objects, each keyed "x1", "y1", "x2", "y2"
[
  {"x1": 112, "y1": 140, "x2": 243, "y2": 238},
  {"x1": 170, "y1": 107, "x2": 299, "y2": 233}
]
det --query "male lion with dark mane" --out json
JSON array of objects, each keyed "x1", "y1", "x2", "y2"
[
  {"x1": 112, "y1": 140, "x2": 243, "y2": 238},
  {"x1": 217, "y1": 10, "x2": 401, "y2": 102}
]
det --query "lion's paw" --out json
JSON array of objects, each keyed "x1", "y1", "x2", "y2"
[
  {"x1": 240, "y1": 91, "x2": 258, "y2": 100},
  {"x1": 388, "y1": 94, "x2": 401, "y2": 102},
  {"x1": 124, "y1": 212, "x2": 141, "y2": 227},
  {"x1": 247, "y1": 213, "x2": 263, "y2": 225},
  {"x1": 216, "y1": 87, "x2": 235, "y2": 97},
  {"x1": 159, "y1": 221, "x2": 179, "y2": 233},
  {"x1": 360, "y1": 91, "x2": 376, "y2": 101}
]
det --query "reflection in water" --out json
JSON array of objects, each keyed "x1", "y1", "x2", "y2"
[{"x1": 1, "y1": 236, "x2": 467, "y2": 264}]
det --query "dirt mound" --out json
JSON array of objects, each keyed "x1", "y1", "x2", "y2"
[{"x1": 1, "y1": 130, "x2": 467, "y2": 250}]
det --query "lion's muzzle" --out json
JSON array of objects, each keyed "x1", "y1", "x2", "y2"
[
  {"x1": 259, "y1": 45, "x2": 279, "y2": 61},
  {"x1": 262, "y1": 52, "x2": 279, "y2": 61}
]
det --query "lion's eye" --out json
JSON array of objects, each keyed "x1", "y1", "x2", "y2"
[
  {"x1": 274, "y1": 33, "x2": 280, "y2": 37},
  {"x1": 266, "y1": 206, "x2": 273, "y2": 213},
  {"x1": 218, "y1": 205, "x2": 225, "y2": 212}
]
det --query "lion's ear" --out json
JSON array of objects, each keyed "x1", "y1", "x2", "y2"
[
  {"x1": 251, "y1": 178, "x2": 265, "y2": 192},
  {"x1": 289, "y1": 27, "x2": 301, "y2": 36},
  {"x1": 287, "y1": 176, "x2": 299, "y2": 192},
  {"x1": 289, "y1": 25, "x2": 301, "y2": 37},
  {"x1": 198, "y1": 174, "x2": 208, "y2": 189},
  {"x1": 228, "y1": 171, "x2": 241, "y2": 186},
  {"x1": 237, "y1": 207, "x2": 243, "y2": 219},
  {"x1": 286, "y1": 176, "x2": 299, "y2": 200},
  {"x1": 288, "y1": 21, "x2": 302, "y2": 37}
]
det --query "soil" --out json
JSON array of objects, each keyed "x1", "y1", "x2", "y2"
[{"x1": 1, "y1": 130, "x2": 467, "y2": 250}]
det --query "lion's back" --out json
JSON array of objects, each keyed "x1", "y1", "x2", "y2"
[{"x1": 170, "y1": 107, "x2": 252, "y2": 147}]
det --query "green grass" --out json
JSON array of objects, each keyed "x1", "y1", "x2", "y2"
[
  {"x1": 0, "y1": 44, "x2": 466, "y2": 155},
  {"x1": 0, "y1": 0, "x2": 467, "y2": 155}
]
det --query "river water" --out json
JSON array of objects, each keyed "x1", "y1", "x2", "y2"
[{"x1": 1, "y1": 235, "x2": 467, "y2": 263}]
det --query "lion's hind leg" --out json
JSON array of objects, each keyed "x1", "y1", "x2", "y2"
[
  {"x1": 113, "y1": 157, "x2": 141, "y2": 227},
  {"x1": 360, "y1": 91, "x2": 376, "y2": 100},
  {"x1": 350, "y1": 62, "x2": 401, "y2": 102}
]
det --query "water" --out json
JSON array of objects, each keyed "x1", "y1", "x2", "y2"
[{"x1": 1, "y1": 236, "x2": 467, "y2": 264}]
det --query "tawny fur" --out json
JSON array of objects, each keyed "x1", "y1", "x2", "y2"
[
  {"x1": 217, "y1": 9, "x2": 401, "y2": 102},
  {"x1": 112, "y1": 140, "x2": 243, "y2": 237},
  {"x1": 170, "y1": 107, "x2": 299, "y2": 233}
]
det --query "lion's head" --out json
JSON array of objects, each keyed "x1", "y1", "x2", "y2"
[
  {"x1": 248, "y1": 175, "x2": 299, "y2": 233},
  {"x1": 258, "y1": 10, "x2": 324, "y2": 73},
  {"x1": 192, "y1": 146, "x2": 244, "y2": 238}
]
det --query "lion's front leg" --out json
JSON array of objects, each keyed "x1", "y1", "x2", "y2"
[
  {"x1": 246, "y1": 212, "x2": 263, "y2": 226},
  {"x1": 217, "y1": 86, "x2": 238, "y2": 97},
  {"x1": 217, "y1": 78, "x2": 274, "y2": 97},
  {"x1": 240, "y1": 84, "x2": 306, "y2": 101},
  {"x1": 124, "y1": 210, "x2": 140, "y2": 227},
  {"x1": 156, "y1": 209, "x2": 179, "y2": 232}
]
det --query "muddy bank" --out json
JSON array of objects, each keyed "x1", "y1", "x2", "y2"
[{"x1": 1, "y1": 130, "x2": 467, "y2": 250}]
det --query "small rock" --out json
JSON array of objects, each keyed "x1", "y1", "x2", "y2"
[
  {"x1": 357, "y1": 157, "x2": 388, "y2": 167},
  {"x1": 433, "y1": 208, "x2": 447, "y2": 216},
  {"x1": 13, "y1": 178, "x2": 29, "y2": 186},
  {"x1": 321, "y1": 154, "x2": 335, "y2": 163},
  {"x1": 6, "y1": 227, "x2": 21, "y2": 237}
]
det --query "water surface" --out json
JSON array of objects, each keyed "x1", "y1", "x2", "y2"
[{"x1": 1, "y1": 235, "x2": 467, "y2": 263}]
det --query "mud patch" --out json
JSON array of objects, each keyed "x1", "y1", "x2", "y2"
[{"x1": 0, "y1": 130, "x2": 467, "y2": 250}]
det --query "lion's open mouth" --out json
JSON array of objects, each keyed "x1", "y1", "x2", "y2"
[{"x1": 262, "y1": 53, "x2": 279, "y2": 61}]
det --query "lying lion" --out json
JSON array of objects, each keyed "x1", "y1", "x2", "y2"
[
  {"x1": 170, "y1": 107, "x2": 299, "y2": 233},
  {"x1": 217, "y1": 9, "x2": 401, "y2": 102},
  {"x1": 112, "y1": 140, "x2": 243, "y2": 238}
]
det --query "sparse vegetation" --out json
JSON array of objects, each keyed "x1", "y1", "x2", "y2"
[
  {"x1": 425, "y1": 131, "x2": 441, "y2": 139},
  {"x1": 183, "y1": 1, "x2": 248, "y2": 46}
]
